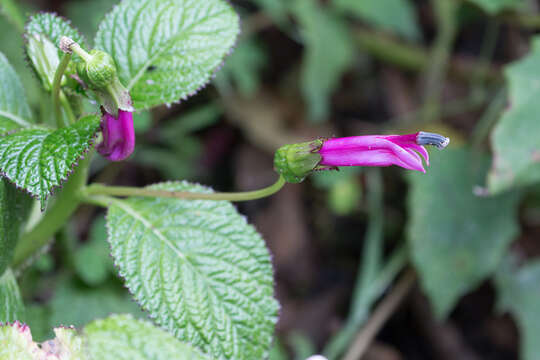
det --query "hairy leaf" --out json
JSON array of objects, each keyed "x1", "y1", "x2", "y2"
[
  {"x1": 495, "y1": 257, "x2": 540, "y2": 360},
  {"x1": 489, "y1": 37, "x2": 540, "y2": 193},
  {"x1": 95, "y1": 0, "x2": 240, "y2": 110},
  {"x1": 106, "y1": 182, "x2": 278, "y2": 359},
  {"x1": 0, "y1": 179, "x2": 32, "y2": 275},
  {"x1": 0, "y1": 269, "x2": 25, "y2": 323},
  {"x1": 0, "y1": 322, "x2": 40, "y2": 360},
  {"x1": 25, "y1": 13, "x2": 85, "y2": 90},
  {"x1": 468, "y1": 0, "x2": 524, "y2": 14},
  {"x1": 0, "y1": 322, "x2": 84, "y2": 360},
  {"x1": 0, "y1": 52, "x2": 33, "y2": 133},
  {"x1": 293, "y1": 0, "x2": 354, "y2": 122},
  {"x1": 333, "y1": 0, "x2": 420, "y2": 41},
  {"x1": 408, "y1": 148, "x2": 521, "y2": 318},
  {"x1": 84, "y1": 314, "x2": 211, "y2": 360},
  {"x1": 0, "y1": 115, "x2": 100, "y2": 208}
]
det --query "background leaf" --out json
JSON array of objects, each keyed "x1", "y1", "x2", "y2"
[
  {"x1": 0, "y1": 115, "x2": 100, "y2": 207},
  {"x1": 73, "y1": 217, "x2": 114, "y2": 286},
  {"x1": 106, "y1": 181, "x2": 278, "y2": 359},
  {"x1": 467, "y1": 0, "x2": 524, "y2": 14},
  {"x1": 48, "y1": 280, "x2": 145, "y2": 331},
  {"x1": 293, "y1": 0, "x2": 354, "y2": 122},
  {"x1": 94, "y1": 0, "x2": 240, "y2": 110},
  {"x1": 332, "y1": 0, "x2": 420, "y2": 41},
  {"x1": 0, "y1": 52, "x2": 33, "y2": 134},
  {"x1": 0, "y1": 269, "x2": 25, "y2": 323},
  {"x1": 488, "y1": 36, "x2": 540, "y2": 194},
  {"x1": 84, "y1": 314, "x2": 211, "y2": 360},
  {"x1": 0, "y1": 179, "x2": 33, "y2": 275},
  {"x1": 407, "y1": 148, "x2": 521, "y2": 318},
  {"x1": 495, "y1": 256, "x2": 540, "y2": 360}
]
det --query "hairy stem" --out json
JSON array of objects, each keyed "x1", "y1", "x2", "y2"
[
  {"x1": 84, "y1": 175, "x2": 287, "y2": 203},
  {"x1": 12, "y1": 155, "x2": 91, "y2": 268},
  {"x1": 52, "y1": 52, "x2": 73, "y2": 127}
]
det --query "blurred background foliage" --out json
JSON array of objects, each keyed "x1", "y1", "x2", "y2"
[{"x1": 3, "y1": 0, "x2": 540, "y2": 359}]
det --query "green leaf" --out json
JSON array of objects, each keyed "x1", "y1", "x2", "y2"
[
  {"x1": 495, "y1": 257, "x2": 540, "y2": 360},
  {"x1": 0, "y1": 179, "x2": 32, "y2": 275},
  {"x1": 106, "y1": 182, "x2": 278, "y2": 359},
  {"x1": 407, "y1": 148, "x2": 521, "y2": 318},
  {"x1": 25, "y1": 12, "x2": 85, "y2": 91},
  {"x1": 293, "y1": 0, "x2": 354, "y2": 122},
  {"x1": 0, "y1": 115, "x2": 100, "y2": 208},
  {"x1": 94, "y1": 0, "x2": 240, "y2": 110},
  {"x1": 84, "y1": 314, "x2": 212, "y2": 360},
  {"x1": 0, "y1": 269, "x2": 25, "y2": 322},
  {"x1": 0, "y1": 322, "x2": 41, "y2": 360},
  {"x1": 0, "y1": 322, "x2": 85, "y2": 360},
  {"x1": 41, "y1": 327, "x2": 86, "y2": 359},
  {"x1": 0, "y1": 52, "x2": 33, "y2": 133},
  {"x1": 467, "y1": 0, "x2": 524, "y2": 14},
  {"x1": 488, "y1": 36, "x2": 540, "y2": 193},
  {"x1": 333, "y1": 0, "x2": 420, "y2": 41}
]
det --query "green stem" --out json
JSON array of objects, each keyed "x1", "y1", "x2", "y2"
[
  {"x1": 69, "y1": 42, "x2": 92, "y2": 62},
  {"x1": 353, "y1": 28, "x2": 500, "y2": 82},
  {"x1": 322, "y1": 245, "x2": 408, "y2": 359},
  {"x1": 84, "y1": 175, "x2": 287, "y2": 203},
  {"x1": 471, "y1": 87, "x2": 507, "y2": 149},
  {"x1": 357, "y1": 169, "x2": 384, "y2": 302},
  {"x1": 52, "y1": 52, "x2": 73, "y2": 127},
  {"x1": 12, "y1": 155, "x2": 91, "y2": 268},
  {"x1": 421, "y1": 0, "x2": 459, "y2": 122}
]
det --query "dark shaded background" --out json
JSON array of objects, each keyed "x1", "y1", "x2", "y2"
[{"x1": 3, "y1": 0, "x2": 540, "y2": 359}]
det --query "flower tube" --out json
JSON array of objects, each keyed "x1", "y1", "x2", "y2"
[
  {"x1": 97, "y1": 109, "x2": 135, "y2": 161},
  {"x1": 274, "y1": 132, "x2": 449, "y2": 183}
]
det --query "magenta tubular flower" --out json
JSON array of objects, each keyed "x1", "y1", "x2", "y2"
[
  {"x1": 319, "y1": 132, "x2": 449, "y2": 173},
  {"x1": 97, "y1": 109, "x2": 135, "y2": 161}
]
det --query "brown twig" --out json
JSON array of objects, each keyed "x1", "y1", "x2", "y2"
[{"x1": 343, "y1": 269, "x2": 416, "y2": 360}]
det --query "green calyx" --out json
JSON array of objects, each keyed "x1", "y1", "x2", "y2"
[
  {"x1": 77, "y1": 50, "x2": 117, "y2": 89},
  {"x1": 274, "y1": 139, "x2": 324, "y2": 183},
  {"x1": 63, "y1": 38, "x2": 133, "y2": 115}
]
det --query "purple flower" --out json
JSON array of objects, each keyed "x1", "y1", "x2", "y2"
[
  {"x1": 319, "y1": 132, "x2": 449, "y2": 173},
  {"x1": 97, "y1": 109, "x2": 135, "y2": 161}
]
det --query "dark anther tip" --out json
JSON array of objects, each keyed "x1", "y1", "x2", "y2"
[{"x1": 416, "y1": 132, "x2": 450, "y2": 149}]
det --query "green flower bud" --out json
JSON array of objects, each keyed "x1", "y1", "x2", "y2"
[
  {"x1": 62, "y1": 36, "x2": 133, "y2": 115},
  {"x1": 77, "y1": 49, "x2": 117, "y2": 89},
  {"x1": 274, "y1": 139, "x2": 323, "y2": 183}
]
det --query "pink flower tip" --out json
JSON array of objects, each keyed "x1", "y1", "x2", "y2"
[
  {"x1": 97, "y1": 109, "x2": 135, "y2": 161},
  {"x1": 318, "y1": 132, "x2": 449, "y2": 173}
]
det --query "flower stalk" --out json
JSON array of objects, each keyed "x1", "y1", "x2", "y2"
[{"x1": 83, "y1": 175, "x2": 286, "y2": 204}]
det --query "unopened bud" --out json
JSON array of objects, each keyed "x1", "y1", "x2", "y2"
[
  {"x1": 77, "y1": 50, "x2": 117, "y2": 89},
  {"x1": 274, "y1": 139, "x2": 323, "y2": 183}
]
